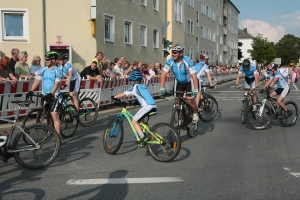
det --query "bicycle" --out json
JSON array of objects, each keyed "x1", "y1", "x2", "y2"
[
  {"x1": 169, "y1": 92, "x2": 198, "y2": 138},
  {"x1": 197, "y1": 84, "x2": 218, "y2": 122},
  {"x1": 239, "y1": 87, "x2": 257, "y2": 124},
  {"x1": 245, "y1": 88, "x2": 299, "y2": 130},
  {"x1": 0, "y1": 100, "x2": 60, "y2": 169},
  {"x1": 103, "y1": 98, "x2": 181, "y2": 162},
  {"x1": 23, "y1": 92, "x2": 79, "y2": 138},
  {"x1": 59, "y1": 91, "x2": 98, "y2": 127}
]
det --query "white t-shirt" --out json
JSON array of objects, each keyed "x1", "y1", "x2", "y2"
[{"x1": 113, "y1": 65, "x2": 124, "y2": 76}]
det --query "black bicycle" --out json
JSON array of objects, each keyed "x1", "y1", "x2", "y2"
[
  {"x1": 245, "y1": 88, "x2": 299, "y2": 130},
  {"x1": 197, "y1": 85, "x2": 218, "y2": 122},
  {"x1": 23, "y1": 93, "x2": 79, "y2": 138},
  {"x1": 170, "y1": 92, "x2": 198, "y2": 138},
  {"x1": 240, "y1": 87, "x2": 257, "y2": 124}
]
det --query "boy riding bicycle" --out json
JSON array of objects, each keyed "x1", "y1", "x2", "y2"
[{"x1": 113, "y1": 71, "x2": 156, "y2": 146}]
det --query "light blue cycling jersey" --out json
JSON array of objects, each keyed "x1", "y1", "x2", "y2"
[
  {"x1": 271, "y1": 70, "x2": 289, "y2": 88},
  {"x1": 163, "y1": 56, "x2": 196, "y2": 84},
  {"x1": 37, "y1": 67, "x2": 63, "y2": 95},
  {"x1": 239, "y1": 64, "x2": 257, "y2": 78},
  {"x1": 195, "y1": 61, "x2": 209, "y2": 80},
  {"x1": 124, "y1": 84, "x2": 156, "y2": 106},
  {"x1": 61, "y1": 61, "x2": 80, "y2": 81}
]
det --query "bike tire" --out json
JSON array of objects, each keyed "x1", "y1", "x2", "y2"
[
  {"x1": 103, "y1": 118, "x2": 124, "y2": 154},
  {"x1": 279, "y1": 101, "x2": 299, "y2": 127},
  {"x1": 147, "y1": 123, "x2": 181, "y2": 162},
  {"x1": 60, "y1": 105, "x2": 79, "y2": 138},
  {"x1": 245, "y1": 103, "x2": 272, "y2": 130},
  {"x1": 241, "y1": 100, "x2": 246, "y2": 124},
  {"x1": 186, "y1": 107, "x2": 198, "y2": 138},
  {"x1": 169, "y1": 107, "x2": 182, "y2": 135},
  {"x1": 78, "y1": 97, "x2": 99, "y2": 127},
  {"x1": 22, "y1": 108, "x2": 51, "y2": 127},
  {"x1": 198, "y1": 94, "x2": 218, "y2": 122},
  {"x1": 13, "y1": 123, "x2": 61, "y2": 170}
]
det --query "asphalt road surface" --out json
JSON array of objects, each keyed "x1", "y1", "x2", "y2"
[{"x1": 1, "y1": 80, "x2": 300, "y2": 200}]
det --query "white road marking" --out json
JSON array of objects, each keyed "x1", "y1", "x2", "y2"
[
  {"x1": 66, "y1": 177, "x2": 184, "y2": 185},
  {"x1": 222, "y1": 99, "x2": 233, "y2": 100},
  {"x1": 283, "y1": 167, "x2": 300, "y2": 178},
  {"x1": 217, "y1": 97, "x2": 227, "y2": 98},
  {"x1": 293, "y1": 83, "x2": 299, "y2": 91},
  {"x1": 231, "y1": 97, "x2": 241, "y2": 98}
]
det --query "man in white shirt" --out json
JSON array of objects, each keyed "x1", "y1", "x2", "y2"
[{"x1": 113, "y1": 59, "x2": 124, "y2": 77}]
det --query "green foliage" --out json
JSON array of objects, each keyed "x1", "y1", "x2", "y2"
[
  {"x1": 249, "y1": 34, "x2": 276, "y2": 65},
  {"x1": 275, "y1": 34, "x2": 300, "y2": 65}
]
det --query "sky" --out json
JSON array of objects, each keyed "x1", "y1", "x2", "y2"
[{"x1": 231, "y1": 0, "x2": 300, "y2": 43}]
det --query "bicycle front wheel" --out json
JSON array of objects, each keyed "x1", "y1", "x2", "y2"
[
  {"x1": 198, "y1": 94, "x2": 218, "y2": 122},
  {"x1": 245, "y1": 103, "x2": 272, "y2": 130},
  {"x1": 186, "y1": 108, "x2": 198, "y2": 138},
  {"x1": 279, "y1": 101, "x2": 299, "y2": 127},
  {"x1": 13, "y1": 123, "x2": 61, "y2": 170},
  {"x1": 103, "y1": 118, "x2": 124, "y2": 154},
  {"x1": 147, "y1": 123, "x2": 181, "y2": 162},
  {"x1": 60, "y1": 105, "x2": 79, "y2": 138},
  {"x1": 78, "y1": 97, "x2": 99, "y2": 127},
  {"x1": 22, "y1": 108, "x2": 51, "y2": 127},
  {"x1": 170, "y1": 107, "x2": 182, "y2": 134}
]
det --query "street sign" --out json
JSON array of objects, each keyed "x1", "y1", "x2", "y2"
[{"x1": 156, "y1": 21, "x2": 170, "y2": 36}]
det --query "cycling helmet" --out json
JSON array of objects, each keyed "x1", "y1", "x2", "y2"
[
  {"x1": 129, "y1": 71, "x2": 143, "y2": 81},
  {"x1": 171, "y1": 44, "x2": 184, "y2": 52},
  {"x1": 59, "y1": 53, "x2": 68, "y2": 60},
  {"x1": 45, "y1": 51, "x2": 59, "y2": 60},
  {"x1": 242, "y1": 59, "x2": 250, "y2": 70},
  {"x1": 204, "y1": 55, "x2": 209, "y2": 59},
  {"x1": 267, "y1": 63, "x2": 277, "y2": 71}
]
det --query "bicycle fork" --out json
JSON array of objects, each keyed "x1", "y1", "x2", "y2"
[
  {"x1": 109, "y1": 114, "x2": 123, "y2": 138},
  {"x1": 258, "y1": 99, "x2": 267, "y2": 117}
]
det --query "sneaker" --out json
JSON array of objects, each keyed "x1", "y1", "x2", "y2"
[
  {"x1": 286, "y1": 110, "x2": 293, "y2": 116},
  {"x1": 252, "y1": 105, "x2": 257, "y2": 111},
  {"x1": 137, "y1": 137, "x2": 148, "y2": 147},
  {"x1": 192, "y1": 114, "x2": 199, "y2": 123}
]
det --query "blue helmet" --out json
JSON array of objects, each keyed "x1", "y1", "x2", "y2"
[{"x1": 129, "y1": 71, "x2": 143, "y2": 81}]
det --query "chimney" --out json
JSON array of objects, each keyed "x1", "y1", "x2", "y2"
[{"x1": 244, "y1": 28, "x2": 247, "y2": 33}]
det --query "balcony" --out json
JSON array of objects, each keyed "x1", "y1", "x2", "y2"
[
  {"x1": 223, "y1": 45, "x2": 227, "y2": 52},
  {"x1": 223, "y1": 9, "x2": 227, "y2": 18},
  {"x1": 223, "y1": 26, "x2": 227, "y2": 35}
]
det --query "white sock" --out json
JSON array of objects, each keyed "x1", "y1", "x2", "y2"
[{"x1": 139, "y1": 133, "x2": 145, "y2": 138}]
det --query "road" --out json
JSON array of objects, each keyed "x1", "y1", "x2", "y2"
[{"x1": 1, "y1": 80, "x2": 300, "y2": 200}]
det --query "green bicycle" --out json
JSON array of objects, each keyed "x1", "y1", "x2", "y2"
[{"x1": 103, "y1": 98, "x2": 181, "y2": 162}]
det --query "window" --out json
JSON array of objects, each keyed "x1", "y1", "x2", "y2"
[
  {"x1": 1, "y1": 10, "x2": 29, "y2": 41},
  {"x1": 175, "y1": 0, "x2": 182, "y2": 23},
  {"x1": 187, "y1": 20, "x2": 194, "y2": 35},
  {"x1": 140, "y1": 25, "x2": 147, "y2": 47},
  {"x1": 196, "y1": 11, "x2": 199, "y2": 27},
  {"x1": 153, "y1": 0, "x2": 159, "y2": 11},
  {"x1": 140, "y1": 0, "x2": 147, "y2": 6},
  {"x1": 196, "y1": 36, "x2": 199, "y2": 52},
  {"x1": 189, "y1": 47, "x2": 194, "y2": 60},
  {"x1": 153, "y1": 29, "x2": 158, "y2": 48},
  {"x1": 104, "y1": 14, "x2": 114, "y2": 42},
  {"x1": 124, "y1": 21, "x2": 132, "y2": 44},
  {"x1": 187, "y1": 0, "x2": 194, "y2": 7}
]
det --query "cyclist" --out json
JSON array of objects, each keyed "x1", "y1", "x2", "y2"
[
  {"x1": 235, "y1": 58, "x2": 259, "y2": 110},
  {"x1": 260, "y1": 63, "x2": 291, "y2": 116},
  {"x1": 160, "y1": 43, "x2": 199, "y2": 123},
  {"x1": 27, "y1": 51, "x2": 63, "y2": 136},
  {"x1": 195, "y1": 54, "x2": 214, "y2": 109},
  {"x1": 58, "y1": 53, "x2": 81, "y2": 110},
  {"x1": 113, "y1": 71, "x2": 156, "y2": 146}
]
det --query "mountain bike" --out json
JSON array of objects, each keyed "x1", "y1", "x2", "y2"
[
  {"x1": 240, "y1": 87, "x2": 257, "y2": 124},
  {"x1": 59, "y1": 91, "x2": 98, "y2": 127},
  {"x1": 245, "y1": 88, "x2": 298, "y2": 130},
  {"x1": 169, "y1": 92, "x2": 198, "y2": 138},
  {"x1": 197, "y1": 85, "x2": 218, "y2": 122},
  {"x1": 103, "y1": 98, "x2": 181, "y2": 162},
  {"x1": 0, "y1": 100, "x2": 60, "y2": 169},
  {"x1": 23, "y1": 93, "x2": 79, "y2": 138}
]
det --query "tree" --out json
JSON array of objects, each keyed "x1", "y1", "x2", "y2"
[
  {"x1": 275, "y1": 34, "x2": 300, "y2": 65},
  {"x1": 249, "y1": 34, "x2": 276, "y2": 65}
]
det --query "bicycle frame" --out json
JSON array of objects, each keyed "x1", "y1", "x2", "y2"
[
  {"x1": 110, "y1": 107, "x2": 163, "y2": 145},
  {"x1": 60, "y1": 93, "x2": 90, "y2": 115},
  {"x1": 258, "y1": 93, "x2": 279, "y2": 117}
]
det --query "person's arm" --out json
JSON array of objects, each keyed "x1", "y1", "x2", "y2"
[
  {"x1": 191, "y1": 73, "x2": 198, "y2": 91},
  {"x1": 31, "y1": 78, "x2": 41, "y2": 91},
  {"x1": 114, "y1": 92, "x2": 126, "y2": 99},
  {"x1": 254, "y1": 72, "x2": 259, "y2": 88},
  {"x1": 160, "y1": 70, "x2": 168, "y2": 88},
  {"x1": 66, "y1": 69, "x2": 72, "y2": 85},
  {"x1": 235, "y1": 72, "x2": 241, "y2": 86},
  {"x1": 206, "y1": 72, "x2": 213, "y2": 86}
]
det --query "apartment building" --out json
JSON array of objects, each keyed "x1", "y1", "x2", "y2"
[
  {"x1": 238, "y1": 28, "x2": 253, "y2": 63},
  {"x1": 0, "y1": 0, "x2": 239, "y2": 71}
]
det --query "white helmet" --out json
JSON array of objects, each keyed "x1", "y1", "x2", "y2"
[{"x1": 171, "y1": 44, "x2": 184, "y2": 52}]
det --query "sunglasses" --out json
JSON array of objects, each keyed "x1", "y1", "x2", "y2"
[
  {"x1": 172, "y1": 51, "x2": 179, "y2": 54},
  {"x1": 45, "y1": 58, "x2": 51, "y2": 61}
]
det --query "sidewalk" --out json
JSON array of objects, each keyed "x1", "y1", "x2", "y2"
[{"x1": 0, "y1": 96, "x2": 174, "y2": 132}]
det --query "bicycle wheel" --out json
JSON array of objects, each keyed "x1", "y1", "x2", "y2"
[
  {"x1": 245, "y1": 103, "x2": 272, "y2": 130},
  {"x1": 22, "y1": 108, "x2": 51, "y2": 127},
  {"x1": 60, "y1": 105, "x2": 79, "y2": 138},
  {"x1": 78, "y1": 97, "x2": 99, "y2": 127},
  {"x1": 169, "y1": 107, "x2": 182, "y2": 134},
  {"x1": 198, "y1": 94, "x2": 218, "y2": 122},
  {"x1": 13, "y1": 123, "x2": 61, "y2": 170},
  {"x1": 103, "y1": 118, "x2": 124, "y2": 154},
  {"x1": 147, "y1": 123, "x2": 181, "y2": 162},
  {"x1": 241, "y1": 100, "x2": 246, "y2": 124},
  {"x1": 186, "y1": 107, "x2": 198, "y2": 138},
  {"x1": 279, "y1": 101, "x2": 299, "y2": 127}
]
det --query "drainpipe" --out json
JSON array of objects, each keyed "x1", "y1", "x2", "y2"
[{"x1": 42, "y1": 0, "x2": 46, "y2": 60}]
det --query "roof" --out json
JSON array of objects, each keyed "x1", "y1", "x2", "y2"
[{"x1": 238, "y1": 29, "x2": 253, "y2": 39}]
